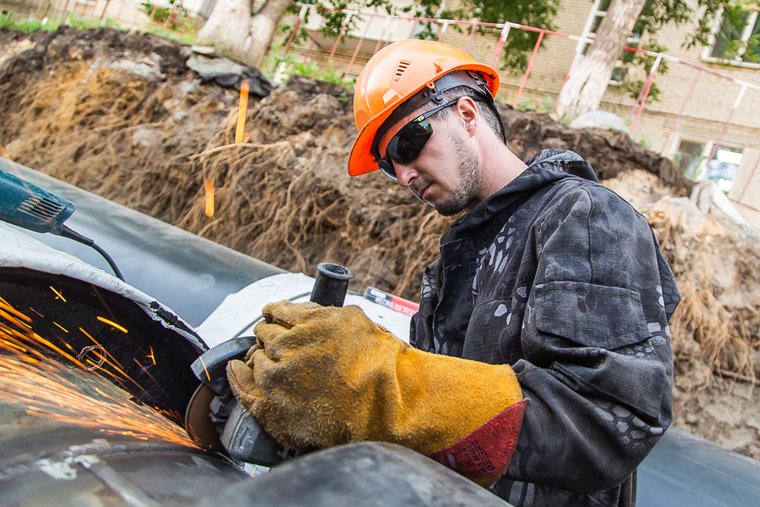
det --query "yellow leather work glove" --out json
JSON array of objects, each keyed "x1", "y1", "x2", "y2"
[{"x1": 227, "y1": 301, "x2": 527, "y2": 486}]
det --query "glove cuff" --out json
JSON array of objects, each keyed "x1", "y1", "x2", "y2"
[{"x1": 427, "y1": 399, "x2": 527, "y2": 486}]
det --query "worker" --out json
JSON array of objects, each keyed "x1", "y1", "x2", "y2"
[{"x1": 227, "y1": 39, "x2": 679, "y2": 506}]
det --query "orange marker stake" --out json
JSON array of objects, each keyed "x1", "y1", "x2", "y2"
[
  {"x1": 235, "y1": 80, "x2": 250, "y2": 144},
  {"x1": 204, "y1": 179, "x2": 214, "y2": 218}
]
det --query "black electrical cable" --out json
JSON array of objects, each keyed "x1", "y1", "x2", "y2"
[{"x1": 60, "y1": 225, "x2": 125, "y2": 281}]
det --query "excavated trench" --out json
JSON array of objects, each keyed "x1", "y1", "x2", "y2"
[{"x1": 1, "y1": 26, "x2": 759, "y2": 459}]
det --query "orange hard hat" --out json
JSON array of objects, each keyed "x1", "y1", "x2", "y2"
[{"x1": 347, "y1": 39, "x2": 500, "y2": 177}]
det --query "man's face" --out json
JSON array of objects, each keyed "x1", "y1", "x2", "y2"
[{"x1": 376, "y1": 99, "x2": 483, "y2": 216}]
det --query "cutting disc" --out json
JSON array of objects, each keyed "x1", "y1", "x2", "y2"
[{"x1": 184, "y1": 383, "x2": 224, "y2": 452}]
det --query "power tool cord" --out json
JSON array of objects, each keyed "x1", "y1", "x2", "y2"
[{"x1": 60, "y1": 225, "x2": 125, "y2": 281}]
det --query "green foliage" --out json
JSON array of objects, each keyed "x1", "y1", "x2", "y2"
[
  {"x1": 634, "y1": 0, "x2": 757, "y2": 56},
  {"x1": 408, "y1": 0, "x2": 561, "y2": 72},
  {"x1": 141, "y1": 0, "x2": 199, "y2": 35},
  {"x1": 537, "y1": 96, "x2": 555, "y2": 113},
  {"x1": 277, "y1": 0, "x2": 559, "y2": 73},
  {"x1": 292, "y1": 59, "x2": 355, "y2": 86},
  {"x1": 636, "y1": 136, "x2": 652, "y2": 150},
  {"x1": 707, "y1": 2, "x2": 760, "y2": 63},
  {"x1": 515, "y1": 96, "x2": 536, "y2": 112},
  {"x1": 606, "y1": 0, "x2": 753, "y2": 102},
  {"x1": 266, "y1": 48, "x2": 355, "y2": 89},
  {"x1": 514, "y1": 95, "x2": 555, "y2": 113},
  {"x1": 615, "y1": 40, "x2": 669, "y2": 103},
  {"x1": 683, "y1": 0, "x2": 758, "y2": 49}
]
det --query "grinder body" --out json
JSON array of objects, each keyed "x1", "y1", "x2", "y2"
[{"x1": 185, "y1": 263, "x2": 353, "y2": 466}]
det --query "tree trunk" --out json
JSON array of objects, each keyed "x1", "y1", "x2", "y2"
[
  {"x1": 197, "y1": 0, "x2": 291, "y2": 68},
  {"x1": 245, "y1": 0, "x2": 292, "y2": 67},
  {"x1": 555, "y1": 0, "x2": 647, "y2": 121},
  {"x1": 197, "y1": 0, "x2": 254, "y2": 57}
]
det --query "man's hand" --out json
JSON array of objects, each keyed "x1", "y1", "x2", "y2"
[{"x1": 227, "y1": 300, "x2": 527, "y2": 485}]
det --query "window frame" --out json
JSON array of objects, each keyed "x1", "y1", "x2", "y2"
[
  {"x1": 672, "y1": 134, "x2": 743, "y2": 192},
  {"x1": 702, "y1": 8, "x2": 760, "y2": 69}
]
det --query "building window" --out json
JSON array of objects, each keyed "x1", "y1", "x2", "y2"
[
  {"x1": 675, "y1": 139, "x2": 742, "y2": 193},
  {"x1": 580, "y1": 0, "x2": 642, "y2": 83},
  {"x1": 676, "y1": 140, "x2": 706, "y2": 180},
  {"x1": 708, "y1": 8, "x2": 760, "y2": 64}
]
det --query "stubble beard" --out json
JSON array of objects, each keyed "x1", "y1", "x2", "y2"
[{"x1": 434, "y1": 130, "x2": 481, "y2": 217}]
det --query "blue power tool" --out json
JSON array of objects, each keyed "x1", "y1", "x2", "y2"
[{"x1": 0, "y1": 164, "x2": 124, "y2": 280}]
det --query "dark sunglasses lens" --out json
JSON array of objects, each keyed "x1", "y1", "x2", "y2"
[
  {"x1": 391, "y1": 121, "x2": 433, "y2": 163},
  {"x1": 378, "y1": 159, "x2": 397, "y2": 181}
]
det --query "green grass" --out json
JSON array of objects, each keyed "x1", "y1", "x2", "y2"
[
  {"x1": 0, "y1": 11, "x2": 129, "y2": 32},
  {"x1": 146, "y1": 26, "x2": 198, "y2": 45},
  {"x1": 0, "y1": 11, "x2": 197, "y2": 45},
  {"x1": 0, "y1": 12, "x2": 62, "y2": 32},
  {"x1": 263, "y1": 46, "x2": 355, "y2": 89},
  {"x1": 2, "y1": 12, "x2": 349, "y2": 89}
]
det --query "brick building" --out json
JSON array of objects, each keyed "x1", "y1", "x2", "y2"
[{"x1": 293, "y1": 0, "x2": 760, "y2": 228}]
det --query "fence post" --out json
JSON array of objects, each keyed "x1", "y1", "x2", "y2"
[
  {"x1": 328, "y1": 12, "x2": 353, "y2": 64},
  {"x1": 512, "y1": 29, "x2": 544, "y2": 109},
  {"x1": 437, "y1": 20, "x2": 449, "y2": 41},
  {"x1": 344, "y1": 12, "x2": 374, "y2": 78},
  {"x1": 706, "y1": 82, "x2": 748, "y2": 167},
  {"x1": 629, "y1": 53, "x2": 663, "y2": 134},
  {"x1": 372, "y1": 15, "x2": 391, "y2": 54},
  {"x1": 489, "y1": 23, "x2": 511, "y2": 68},
  {"x1": 659, "y1": 67, "x2": 702, "y2": 153},
  {"x1": 466, "y1": 19, "x2": 478, "y2": 52},
  {"x1": 736, "y1": 154, "x2": 760, "y2": 204},
  {"x1": 283, "y1": 4, "x2": 309, "y2": 57}
]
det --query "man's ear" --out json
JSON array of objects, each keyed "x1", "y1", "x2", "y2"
[{"x1": 456, "y1": 97, "x2": 479, "y2": 135}]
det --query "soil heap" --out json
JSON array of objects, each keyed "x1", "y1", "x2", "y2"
[{"x1": 1, "y1": 27, "x2": 759, "y2": 459}]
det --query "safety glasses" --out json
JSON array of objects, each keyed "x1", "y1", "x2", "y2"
[{"x1": 377, "y1": 98, "x2": 462, "y2": 182}]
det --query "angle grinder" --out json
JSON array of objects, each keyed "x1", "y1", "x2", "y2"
[{"x1": 183, "y1": 262, "x2": 353, "y2": 466}]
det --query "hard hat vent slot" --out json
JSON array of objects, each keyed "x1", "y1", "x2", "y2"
[{"x1": 393, "y1": 60, "x2": 411, "y2": 81}]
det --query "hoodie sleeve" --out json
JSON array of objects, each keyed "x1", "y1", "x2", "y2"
[{"x1": 504, "y1": 185, "x2": 678, "y2": 493}]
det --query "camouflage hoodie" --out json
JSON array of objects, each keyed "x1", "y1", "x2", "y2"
[{"x1": 410, "y1": 149, "x2": 679, "y2": 506}]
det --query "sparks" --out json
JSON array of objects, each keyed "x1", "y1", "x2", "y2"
[
  {"x1": 96, "y1": 316, "x2": 128, "y2": 334},
  {"x1": 53, "y1": 321, "x2": 69, "y2": 333},
  {"x1": 49, "y1": 286, "x2": 67, "y2": 302},
  {"x1": 0, "y1": 354, "x2": 194, "y2": 446},
  {"x1": 0, "y1": 299, "x2": 32, "y2": 323},
  {"x1": 147, "y1": 346, "x2": 156, "y2": 366},
  {"x1": 198, "y1": 354, "x2": 211, "y2": 382},
  {"x1": 0, "y1": 298, "x2": 195, "y2": 447}
]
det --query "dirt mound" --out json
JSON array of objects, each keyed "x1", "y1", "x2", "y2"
[
  {"x1": 605, "y1": 170, "x2": 760, "y2": 455},
  {"x1": 1, "y1": 27, "x2": 758, "y2": 459}
]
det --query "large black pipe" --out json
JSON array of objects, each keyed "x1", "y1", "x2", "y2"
[{"x1": 1, "y1": 158, "x2": 283, "y2": 327}]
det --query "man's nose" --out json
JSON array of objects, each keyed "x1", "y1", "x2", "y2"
[{"x1": 394, "y1": 163, "x2": 417, "y2": 187}]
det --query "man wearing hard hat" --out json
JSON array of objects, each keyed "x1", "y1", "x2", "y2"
[{"x1": 228, "y1": 39, "x2": 679, "y2": 506}]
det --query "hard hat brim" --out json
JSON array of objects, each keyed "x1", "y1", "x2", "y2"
[{"x1": 347, "y1": 61, "x2": 499, "y2": 177}]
